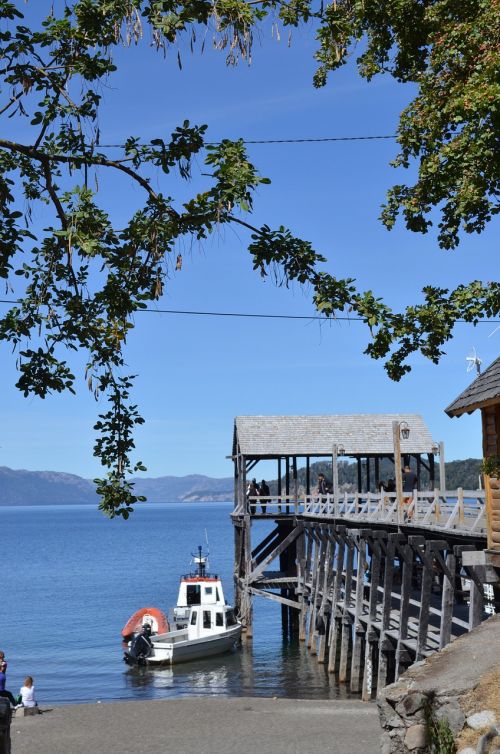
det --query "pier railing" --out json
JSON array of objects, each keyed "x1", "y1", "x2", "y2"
[{"x1": 242, "y1": 489, "x2": 486, "y2": 537}]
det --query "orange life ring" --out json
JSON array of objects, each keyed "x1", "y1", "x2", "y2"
[{"x1": 121, "y1": 607, "x2": 169, "y2": 640}]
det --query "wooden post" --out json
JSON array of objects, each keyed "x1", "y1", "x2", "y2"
[
  {"x1": 458, "y1": 487, "x2": 465, "y2": 525},
  {"x1": 306, "y1": 457, "x2": 310, "y2": 496},
  {"x1": 413, "y1": 539, "x2": 433, "y2": 662},
  {"x1": 285, "y1": 457, "x2": 290, "y2": 514},
  {"x1": 317, "y1": 534, "x2": 333, "y2": 663},
  {"x1": 429, "y1": 452, "x2": 435, "y2": 490},
  {"x1": 468, "y1": 573, "x2": 484, "y2": 630},
  {"x1": 332, "y1": 445, "x2": 339, "y2": 517},
  {"x1": 307, "y1": 532, "x2": 322, "y2": 650},
  {"x1": 439, "y1": 441, "x2": 446, "y2": 494},
  {"x1": 395, "y1": 543, "x2": 412, "y2": 678},
  {"x1": 439, "y1": 551, "x2": 455, "y2": 650},
  {"x1": 339, "y1": 537, "x2": 355, "y2": 683},
  {"x1": 393, "y1": 421, "x2": 403, "y2": 525},
  {"x1": 366, "y1": 458, "x2": 371, "y2": 493},
  {"x1": 357, "y1": 458, "x2": 362, "y2": 493},
  {"x1": 244, "y1": 516, "x2": 253, "y2": 639},
  {"x1": 350, "y1": 535, "x2": 367, "y2": 693},
  {"x1": 362, "y1": 535, "x2": 382, "y2": 701},
  {"x1": 241, "y1": 454, "x2": 247, "y2": 514},
  {"x1": 278, "y1": 458, "x2": 282, "y2": 513},
  {"x1": 293, "y1": 456, "x2": 298, "y2": 513},
  {"x1": 327, "y1": 531, "x2": 345, "y2": 673},
  {"x1": 375, "y1": 457, "x2": 380, "y2": 492},
  {"x1": 299, "y1": 528, "x2": 313, "y2": 641},
  {"x1": 309, "y1": 530, "x2": 328, "y2": 655},
  {"x1": 416, "y1": 455, "x2": 421, "y2": 490},
  {"x1": 377, "y1": 535, "x2": 397, "y2": 690}
]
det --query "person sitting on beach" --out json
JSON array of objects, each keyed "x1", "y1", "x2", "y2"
[
  {"x1": 19, "y1": 676, "x2": 37, "y2": 708},
  {"x1": 0, "y1": 651, "x2": 7, "y2": 676}
]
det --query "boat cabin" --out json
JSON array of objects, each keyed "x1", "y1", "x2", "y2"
[
  {"x1": 173, "y1": 547, "x2": 227, "y2": 626},
  {"x1": 186, "y1": 603, "x2": 238, "y2": 641}
]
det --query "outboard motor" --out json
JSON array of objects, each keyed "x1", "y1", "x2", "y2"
[{"x1": 124, "y1": 623, "x2": 153, "y2": 666}]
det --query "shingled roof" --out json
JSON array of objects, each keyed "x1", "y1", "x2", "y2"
[
  {"x1": 445, "y1": 357, "x2": 500, "y2": 417},
  {"x1": 233, "y1": 414, "x2": 436, "y2": 457}
]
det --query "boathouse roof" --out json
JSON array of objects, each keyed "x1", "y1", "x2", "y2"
[
  {"x1": 233, "y1": 414, "x2": 436, "y2": 457},
  {"x1": 445, "y1": 357, "x2": 500, "y2": 417}
]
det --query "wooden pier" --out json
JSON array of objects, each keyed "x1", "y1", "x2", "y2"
[{"x1": 231, "y1": 414, "x2": 498, "y2": 698}]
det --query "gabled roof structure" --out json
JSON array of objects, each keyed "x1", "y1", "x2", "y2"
[
  {"x1": 233, "y1": 414, "x2": 436, "y2": 458},
  {"x1": 445, "y1": 357, "x2": 500, "y2": 417}
]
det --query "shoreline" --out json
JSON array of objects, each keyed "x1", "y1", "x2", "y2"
[{"x1": 11, "y1": 695, "x2": 380, "y2": 754}]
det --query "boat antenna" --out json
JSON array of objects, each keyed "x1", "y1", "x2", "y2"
[{"x1": 197, "y1": 545, "x2": 206, "y2": 577}]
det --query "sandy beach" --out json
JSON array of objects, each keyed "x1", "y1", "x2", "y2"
[{"x1": 10, "y1": 696, "x2": 380, "y2": 754}]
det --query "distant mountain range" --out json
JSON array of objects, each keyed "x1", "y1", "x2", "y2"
[
  {"x1": 0, "y1": 458, "x2": 483, "y2": 506},
  {"x1": 0, "y1": 467, "x2": 233, "y2": 505}
]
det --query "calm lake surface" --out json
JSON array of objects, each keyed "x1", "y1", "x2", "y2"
[{"x1": 1, "y1": 502, "x2": 350, "y2": 704}]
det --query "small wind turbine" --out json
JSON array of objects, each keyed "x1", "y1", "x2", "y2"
[{"x1": 466, "y1": 347, "x2": 482, "y2": 376}]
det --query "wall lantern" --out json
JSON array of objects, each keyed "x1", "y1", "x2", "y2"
[
  {"x1": 431, "y1": 443, "x2": 440, "y2": 455},
  {"x1": 337, "y1": 444, "x2": 345, "y2": 456},
  {"x1": 399, "y1": 421, "x2": 410, "y2": 440}
]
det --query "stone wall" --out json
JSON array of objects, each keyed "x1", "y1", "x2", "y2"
[{"x1": 377, "y1": 614, "x2": 500, "y2": 753}]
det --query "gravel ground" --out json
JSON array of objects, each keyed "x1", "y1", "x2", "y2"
[{"x1": 9, "y1": 696, "x2": 380, "y2": 754}]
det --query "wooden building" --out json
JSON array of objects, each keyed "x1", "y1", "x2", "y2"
[
  {"x1": 232, "y1": 413, "x2": 442, "y2": 513},
  {"x1": 232, "y1": 413, "x2": 441, "y2": 634},
  {"x1": 446, "y1": 356, "x2": 500, "y2": 553}
]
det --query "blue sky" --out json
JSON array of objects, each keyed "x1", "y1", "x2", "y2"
[{"x1": 0, "y1": 8, "x2": 498, "y2": 478}]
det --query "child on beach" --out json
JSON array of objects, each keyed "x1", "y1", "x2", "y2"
[{"x1": 19, "y1": 676, "x2": 37, "y2": 708}]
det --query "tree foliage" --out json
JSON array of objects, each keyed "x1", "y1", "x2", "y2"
[{"x1": 0, "y1": 1, "x2": 498, "y2": 516}]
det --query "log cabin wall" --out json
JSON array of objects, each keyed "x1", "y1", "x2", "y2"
[{"x1": 482, "y1": 403, "x2": 500, "y2": 459}]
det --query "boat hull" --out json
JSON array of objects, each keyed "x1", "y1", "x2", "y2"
[{"x1": 147, "y1": 625, "x2": 242, "y2": 665}]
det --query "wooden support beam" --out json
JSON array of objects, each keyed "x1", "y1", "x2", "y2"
[
  {"x1": 306, "y1": 457, "x2": 310, "y2": 496},
  {"x1": 395, "y1": 543, "x2": 413, "y2": 678},
  {"x1": 339, "y1": 537, "x2": 355, "y2": 683},
  {"x1": 308, "y1": 530, "x2": 327, "y2": 653},
  {"x1": 350, "y1": 536, "x2": 367, "y2": 693},
  {"x1": 317, "y1": 534, "x2": 333, "y2": 664},
  {"x1": 439, "y1": 551, "x2": 456, "y2": 650},
  {"x1": 299, "y1": 529, "x2": 313, "y2": 641},
  {"x1": 247, "y1": 586, "x2": 301, "y2": 610},
  {"x1": 246, "y1": 526, "x2": 302, "y2": 583},
  {"x1": 377, "y1": 534, "x2": 398, "y2": 690},
  {"x1": 251, "y1": 526, "x2": 281, "y2": 559},
  {"x1": 328, "y1": 531, "x2": 345, "y2": 674},
  {"x1": 357, "y1": 458, "x2": 362, "y2": 493},
  {"x1": 375, "y1": 457, "x2": 380, "y2": 491},
  {"x1": 410, "y1": 537, "x2": 433, "y2": 662},
  {"x1": 362, "y1": 533, "x2": 383, "y2": 701}
]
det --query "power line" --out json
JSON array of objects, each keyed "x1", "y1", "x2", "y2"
[
  {"x1": 93, "y1": 134, "x2": 398, "y2": 148},
  {"x1": 0, "y1": 300, "x2": 498, "y2": 324}
]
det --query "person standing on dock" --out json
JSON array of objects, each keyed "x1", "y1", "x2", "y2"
[
  {"x1": 246, "y1": 479, "x2": 260, "y2": 514},
  {"x1": 402, "y1": 465, "x2": 417, "y2": 520},
  {"x1": 259, "y1": 480, "x2": 270, "y2": 514},
  {"x1": 317, "y1": 473, "x2": 332, "y2": 497}
]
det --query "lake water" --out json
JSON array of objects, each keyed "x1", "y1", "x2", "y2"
[{"x1": 0, "y1": 502, "x2": 349, "y2": 705}]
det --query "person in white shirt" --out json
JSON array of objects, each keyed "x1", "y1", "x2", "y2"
[{"x1": 19, "y1": 676, "x2": 36, "y2": 707}]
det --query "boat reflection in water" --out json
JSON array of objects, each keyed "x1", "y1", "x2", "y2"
[{"x1": 123, "y1": 637, "x2": 354, "y2": 700}]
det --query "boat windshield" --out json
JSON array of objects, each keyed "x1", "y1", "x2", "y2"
[{"x1": 186, "y1": 584, "x2": 201, "y2": 605}]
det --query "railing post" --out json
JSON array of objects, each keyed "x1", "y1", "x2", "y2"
[
  {"x1": 458, "y1": 487, "x2": 464, "y2": 525},
  {"x1": 434, "y1": 489, "x2": 440, "y2": 524}
]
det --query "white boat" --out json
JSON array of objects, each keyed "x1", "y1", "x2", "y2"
[{"x1": 123, "y1": 547, "x2": 242, "y2": 665}]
